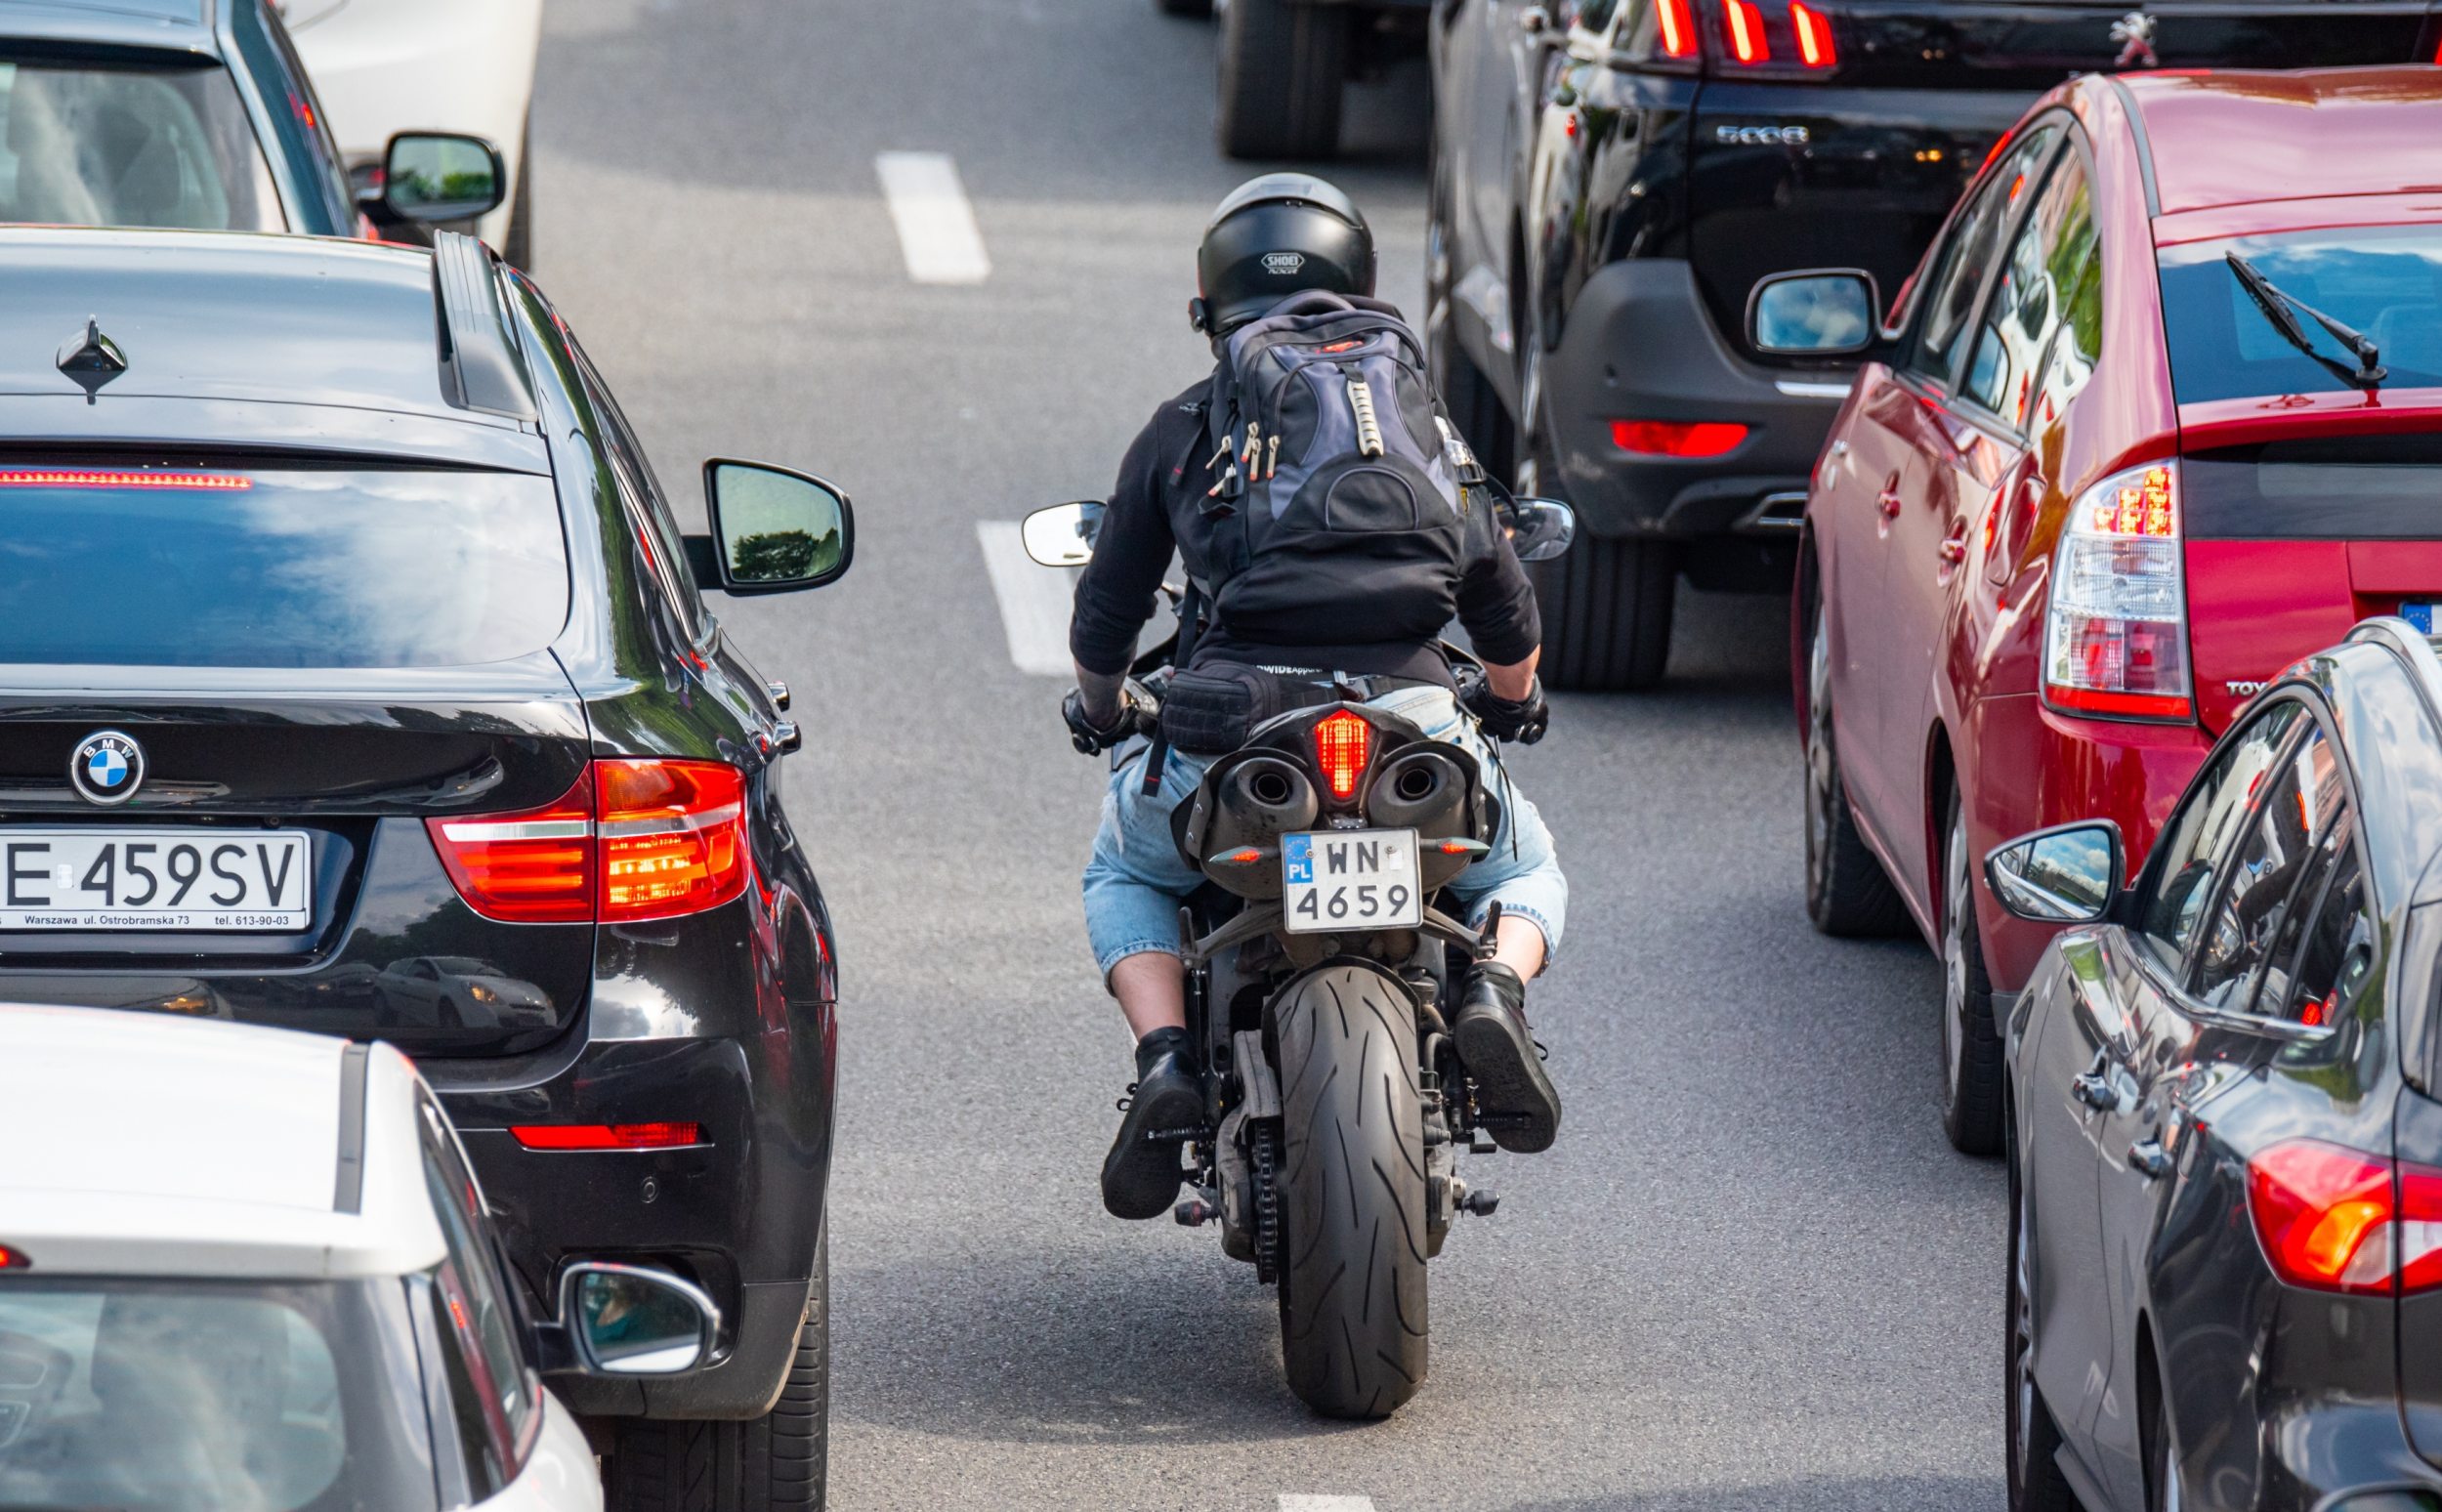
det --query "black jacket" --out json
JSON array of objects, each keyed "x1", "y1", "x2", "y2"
[{"x1": 1068, "y1": 377, "x2": 1541, "y2": 686}]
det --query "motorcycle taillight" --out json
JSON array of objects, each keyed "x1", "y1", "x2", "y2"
[{"x1": 1312, "y1": 711, "x2": 1373, "y2": 802}]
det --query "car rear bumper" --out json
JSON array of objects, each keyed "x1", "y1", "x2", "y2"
[
  {"x1": 425, "y1": 972, "x2": 835, "y2": 1416},
  {"x1": 1543, "y1": 257, "x2": 1848, "y2": 541},
  {"x1": 1964, "y1": 693, "x2": 2215, "y2": 992}
]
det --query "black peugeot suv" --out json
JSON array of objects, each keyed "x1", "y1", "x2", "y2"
[
  {"x1": 1428, "y1": 0, "x2": 2442, "y2": 689},
  {"x1": 0, "y1": 227, "x2": 846, "y2": 1509}
]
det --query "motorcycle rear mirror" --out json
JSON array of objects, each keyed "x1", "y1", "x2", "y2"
[
  {"x1": 1504, "y1": 498, "x2": 1576, "y2": 563},
  {"x1": 1023, "y1": 501, "x2": 1106, "y2": 567},
  {"x1": 1985, "y1": 820, "x2": 2124, "y2": 925}
]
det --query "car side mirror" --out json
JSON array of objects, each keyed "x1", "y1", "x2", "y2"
[
  {"x1": 1985, "y1": 820, "x2": 2125, "y2": 925},
  {"x1": 1503, "y1": 496, "x2": 1576, "y2": 563},
  {"x1": 695, "y1": 460, "x2": 855, "y2": 594},
  {"x1": 1022, "y1": 500, "x2": 1107, "y2": 567},
  {"x1": 1748, "y1": 270, "x2": 1880, "y2": 357},
  {"x1": 380, "y1": 132, "x2": 507, "y2": 224},
  {"x1": 547, "y1": 1263, "x2": 720, "y2": 1376}
]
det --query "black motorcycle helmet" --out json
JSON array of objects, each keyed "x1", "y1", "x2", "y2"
[{"x1": 1192, "y1": 174, "x2": 1375, "y2": 337}]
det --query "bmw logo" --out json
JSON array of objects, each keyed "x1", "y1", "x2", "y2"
[{"x1": 69, "y1": 730, "x2": 145, "y2": 807}]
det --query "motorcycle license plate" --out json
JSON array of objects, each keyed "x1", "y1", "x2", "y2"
[
  {"x1": 1282, "y1": 829, "x2": 1422, "y2": 935},
  {"x1": 0, "y1": 829, "x2": 313, "y2": 931}
]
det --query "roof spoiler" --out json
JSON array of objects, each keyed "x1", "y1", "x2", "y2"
[{"x1": 432, "y1": 231, "x2": 536, "y2": 422}]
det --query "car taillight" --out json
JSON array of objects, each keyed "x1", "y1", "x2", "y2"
[
  {"x1": 427, "y1": 760, "x2": 750, "y2": 925},
  {"x1": 1313, "y1": 711, "x2": 1373, "y2": 802},
  {"x1": 428, "y1": 776, "x2": 596, "y2": 923},
  {"x1": 1613, "y1": 419, "x2": 1748, "y2": 458},
  {"x1": 1656, "y1": 0, "x2": 1698, "y2": 57},
  {"x1": 510, "y1": 1121, "x2": 705, "y2": 1151},
  {"x1": 2042, "y1": 460, "x2": 2193, "y2": 722},
  {"x1": 1724, "y1": 0, "x2": 1768, "y2": 61},
  {"x1": 2247, "y1": 1139, "x2": 2442, "y2": 1294},
  {"x1": 596, "y1": 759, "x2": 747, "y2": 923},
  {"x1": 0, "y1": 1244, "x2": 27, "y2": 1271},
  {"x1": 1789, "y1": 1, "x2": 1836, "y2": 65}
]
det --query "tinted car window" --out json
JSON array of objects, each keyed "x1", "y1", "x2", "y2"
[
  {"x1": 1965, "y1": 152, "x2": 2098, "y2": 429},
  {"x1": 575, "y1": 357, "x2": 709, "y2": 643},
  {"x1": 2138, "y1": 699, "x2": 2305, "y2": 973},
  {"x1": 0, "y1": 57, "x2": 282, "y2": 231},
  {"x1": 2161, "y1": 226, "x2": 2442, "y2": 402},
  {"x1": 2194, "y1": 727, "x2": 2343, "y2": 1008},
  {"x1": 1911, "y1": 125, "x2": 2059, "y2": 388},
  {"x1": 2254, "y1": 818, "x2": 2374, "y2": 1028},
  {"x1": 0, "y1": 468, "x2": 568, "y2": 668},
  {"x1": 0, "y1": 1278, "x2": 436, "y2": 1511}
]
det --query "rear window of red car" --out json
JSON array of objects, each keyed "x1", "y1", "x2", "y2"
[{"x1": 2160, "y1": 226, "x2": 2442, "y2": 403}]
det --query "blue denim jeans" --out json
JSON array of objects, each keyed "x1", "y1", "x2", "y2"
[{"x1": 1081, "y1": 686, "x2": 1568, "y2": 980}]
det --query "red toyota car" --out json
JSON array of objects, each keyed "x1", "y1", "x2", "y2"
[{"x1": 1781, "y1": 66, "x2": 2442, "y2": 1155}]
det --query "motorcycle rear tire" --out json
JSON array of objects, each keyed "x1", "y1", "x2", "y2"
[{"x1": 1274, "y1": 964, "x2": 1429, "y2": 1418}]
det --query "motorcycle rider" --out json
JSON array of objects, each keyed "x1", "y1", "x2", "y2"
[{"x1": 1066, "y1": 174, "x2": 1570, "y2": 1221}]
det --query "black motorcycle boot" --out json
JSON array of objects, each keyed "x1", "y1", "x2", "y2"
[
  {"x1": 1102, "y1": 1027, "x2": 1201, "y2": 1220},
  {"x1": 1453, "y1": 962, "x2": 1561, "y2": 1154}
]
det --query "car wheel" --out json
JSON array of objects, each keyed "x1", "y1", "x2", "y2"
[
  {"x1": 2008, "y1": 1127, "x2": 2081, "y2": 1512},
  {"x1": 2147, "y1": 1382, "x2": 2181, "y2": 1512},
  {"x1": 1427, "y1": 159, "x2": 1513, "y2": 483},
  {"x1": 1941, "y1": 796, "x2": 2005, "y2": 1156},
  {"x1": 1520, "y1": 421, "x2": 1675, "y2": 691},
  {"x1": 1216, "y1": 0, "x2": 1346, "y2": 160},
  {"x1": 602, "y1": 1223, "x2": 830, "y2": 1511},
  {"x1": 1801, "y1": 595, "x2": 1910, "y2": 937},
  {"x1": 502, "y1": 117, "x2": 534, "y2": 272}
]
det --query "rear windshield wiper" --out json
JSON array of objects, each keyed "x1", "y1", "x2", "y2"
[{"x1": 2226, "y1": 251, "x2": 2386, "y2": 393}]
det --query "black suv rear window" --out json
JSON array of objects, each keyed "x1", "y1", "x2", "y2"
[
  {"x1": 0, "y1": 468, "x2": 568, "y2": 667},
  {"x1": 2161, "y1": 226, "x2": 2442, "y2": 403}
]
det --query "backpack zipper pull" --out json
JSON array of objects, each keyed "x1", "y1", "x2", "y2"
[
  {"x1": 1346, "y1": 377, "x2": 1385, "y2": 459},
  {"x1": 1242, "y1": 419, "x2": 1262, "y2": 472},
  {"x1": 1266, "y1": 434, "x2": 1280, "y2": 478}
]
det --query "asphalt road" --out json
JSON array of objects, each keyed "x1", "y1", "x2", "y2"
[{"x1": 527, "y1": 2, "x2": 2001, "y2": 1506}]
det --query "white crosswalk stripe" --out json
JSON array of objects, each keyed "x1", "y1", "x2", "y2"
[
  {"x1": 977, "y1": 521, "x2": 1074, "y2": 677},
  {"x1": 874, "y1": 150, "x2": 991, "y2": 285},
  {"x1": 1279, "y1": 1498, "x2": 1377, "y2": 1512}
]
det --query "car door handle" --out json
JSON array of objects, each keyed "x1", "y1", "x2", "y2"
[
  {"x1": 2127, "y1": 1139, "x2": 2171, "y2": 1180},
  {"x1": 2071, "y1": 1071, "x2": 2116, "y2": 1111}
]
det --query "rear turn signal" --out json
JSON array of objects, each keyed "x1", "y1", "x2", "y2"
[
  {"x1": 2247, "y1": 1139, "x2": 2442, "y2": 1294},
  {"x1": 1613, "y1": 419, "x2": 1749, "y2": 458},
  {"x1": 2042, "y1": 461, "x2": 2193, "y2": 722},
  {"x1": 428, "y1": 760, "x2": 750, "y2": 926},
  {"x1": 511, "y1": 1122, "x2": 705, "y2": 1151},
  {"x1": 1313, "y1": 711, "x2": 1374, "y2": 802}
]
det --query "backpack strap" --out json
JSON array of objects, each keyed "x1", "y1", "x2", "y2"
[{"x1": 1140, "y1": 576, "x2": 1208, "y2": 797}]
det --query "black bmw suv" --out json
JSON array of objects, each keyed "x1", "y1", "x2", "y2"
[
  {"x1": 1428, "y1": 0, "x2": 2442, "y2": 688},
  {"x1": 0, "y1": 227, "x2": 846, "y2": 1509}
]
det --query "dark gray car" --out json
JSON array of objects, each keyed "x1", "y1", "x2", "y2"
[{"x1": 1998, "y1": 616, "x2": 2442, "y2": 1512}]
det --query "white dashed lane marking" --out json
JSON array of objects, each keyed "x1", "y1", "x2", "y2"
[
  {"x1": 875, "y1": 150, "x2": 991, "y2": 285},
  {"x1": 977, "y1": 521, "x2": 1074, "y2": 677},
  {"x1": 1279, "y1": 1499, "x2": 1377, "y2": 1512}
]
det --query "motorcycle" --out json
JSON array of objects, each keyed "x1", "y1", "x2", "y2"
[{"x1": 1022, "y1": 493, "x2": 1574, "y2": 1418}]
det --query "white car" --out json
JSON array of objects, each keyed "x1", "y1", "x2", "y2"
[
  {"x1": 279, "y1": 0, "x2": 543, "y2": 264},
  {"x1": 0, "y1": 1005, "x2": 718, "y2": 1511}
]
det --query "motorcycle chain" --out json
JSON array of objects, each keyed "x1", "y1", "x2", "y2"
[{"x1": 1250, "y1": 1120, "x2": 1283, "y2": 1285}]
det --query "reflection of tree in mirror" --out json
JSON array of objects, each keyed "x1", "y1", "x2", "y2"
[{"x1": 731, "y1": 528, "x2": 838, "y2": 582}]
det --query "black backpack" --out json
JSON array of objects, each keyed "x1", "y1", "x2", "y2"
[{"x1": 1193, "y1": 291, "x2": 1485, "y2": 647}]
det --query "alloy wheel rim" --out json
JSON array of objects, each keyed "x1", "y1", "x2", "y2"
[{"x1": 1943, "y1": 815, "x2": 1970, "y2": 1098}]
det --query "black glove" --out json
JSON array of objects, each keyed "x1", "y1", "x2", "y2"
[
  {"x1": 1462, "y1": 676, "x2": 1549, "y2": 745},
  {"x1": 1063, "y1": 682, "x2": 1158, "y2": 755}
]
